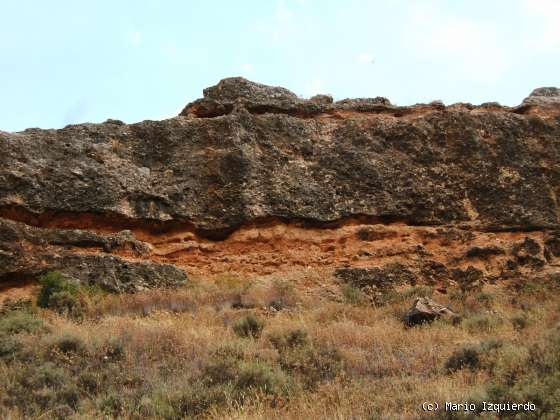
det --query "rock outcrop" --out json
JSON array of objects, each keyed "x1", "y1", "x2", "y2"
[
  {"x1": 522, "y1": 87, "x2": 560, "y2": 106},
  {"x1": 1, "y1": 77, "x2": 560, "y2": 292},
  {"x1": 403, "y1": 297, "x2": 460, "y2": 326}
]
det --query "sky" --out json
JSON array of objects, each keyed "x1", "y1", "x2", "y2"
[{"x1": 1, "y1": 0, "x2": 559, "y2": 132}]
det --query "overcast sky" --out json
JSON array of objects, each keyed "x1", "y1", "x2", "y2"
[{"x1": 1, "y1": 0, "x2": 559, "y2": 132}]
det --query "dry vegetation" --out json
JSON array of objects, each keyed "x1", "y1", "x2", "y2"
[{"x1": 0, "y1": 269, "x2": 559, "y2": 419}]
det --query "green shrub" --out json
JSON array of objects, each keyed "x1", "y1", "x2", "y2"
[
  {"x1": 100, "y1": 393, "x2": 124, "y2": 417},
  {"x1": 18, "y1": 363, "x2": 67, "y2": 390},
  {"x1": 3, "y1": 362, "x2": 82, "y2": 416},
  {"x1": 511, "y1": 313, "x2": 531, "y2": 330},
  {"x1": 445, "y1": 346, "x2": 481, "y2": 372},
  {"x1": 461, "y1": 314, "x2": 503, "y2": 333},
  {"x1": 174, "y1": 383, "x2": 230, "y2": 417},
  {"x1": 78, "y1": 371, "x2": 99, "y2": 394},
  {"x1": 51, "y1": 334, "x2": 87, "y2": 355},
  {"x1": 233, "y1": 314, "x2": 264, "y2": 338},
  {"x1": 101, "y1": 337, "x2": 126, "y2": 361},
  {"x1": 342, "y1": 284, "x2": 365, "y2": 305},
  {"x1": 203, "y1": 345, "x2": 245, "y2": 385},
  {"x1": 235, "y1": 360, "x2": 292, "y2": 396},
  {"x1": 56, "y1": 384, "x2": 80, "y2": 410},
  {"x1": 475, "y1": 292, "x2": 494, "y2": 307},
  {"x1": 269, "y1": 329, "x2": 309, "y2": 351},
  {"x1": 191, "y1": 345, "x2": 291, "y2": 415},
  {"x1": 0, "y1": 311, "x2": 44, "y2": 335},
  {"x1": 37, "y1": 272, "x2": 78, "y2": 307},
  {"x1": 37, "y1": 272, "x2": 85, "y2": 319},
  {"x1": 0, "y1": 335, "x2": 23, "y2": 359},
  {"x1": 49, "y1": 291, "x2": 86, "y2": 319},
  {"x1": 136, "y1": 393, "x2": 177, "y2": 419},
  {"x1": 279, "y1": 342, "x2": 343, "y2": 389},
  {"x1": 445, "y1": 340, "x2": 502, "y2": 373}
]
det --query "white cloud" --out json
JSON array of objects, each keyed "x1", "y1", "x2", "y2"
[
  {"x1": 305, "y1": 77, "x2": 326, "y2": 97},
  {"x1": 269, "y1": 0, "x2": 295, "y2": 41},
  {"x1": 357, "y1": 52, "x2": 375, "y2": 64},
  {"x1": 521, "y1": 0, "x2": 560, "y2": 50},
  {"x1": 240, "y1": 63, "x2": 254, "y2": 75},
  {"x1": 126, "y1": 30, "x2": 142, "y2": 47},
  {"x1": 403, "y1": 3, "x2": 512, "y2": 82},
  {"x1": 256, "y1": 0, "x2": 317, "y2": 43}
]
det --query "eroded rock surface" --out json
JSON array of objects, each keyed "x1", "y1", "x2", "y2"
[
  {"x1": 1, "y1": 77, "x2": 560, "y2": 292},
  {"x1": 403, "y1": 297, "x2": 460, "y2": 326}
]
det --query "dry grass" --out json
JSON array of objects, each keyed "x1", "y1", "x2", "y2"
[{"x1": 0, "y1": 270, "x2": 559, "y2": 419}]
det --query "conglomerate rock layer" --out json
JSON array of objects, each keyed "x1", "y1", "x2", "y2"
[{"x1": 1, "y1": 78, "x2": 560, "y2": 293}]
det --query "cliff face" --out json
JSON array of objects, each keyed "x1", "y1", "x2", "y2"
[{"x1": 1, "y1": 78, "x2": 560, "y2": 292}]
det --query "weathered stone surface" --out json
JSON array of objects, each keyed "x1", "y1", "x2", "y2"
[
  {"x1": 335, "y1": 264, "x2": 417, "y2": 289},
  {"x1": 465, "y1": 246, "x2": 505, "y2": 259},
  {"x1": 0, "y1": 218, "x2": 186, "y2": 292},
  {"x1": 403, "y1": 297, "x2": 460, "y2": 326},
  {"x1": 451, "y1": 266, "x2": 484, "y2": 291},
  {"x1": 513, "y1": 236, "x2": 546, "y2": 268},
  {"x1": 2, "y1": 79, "x2": 560, "y2": 234},
  {"x1": 47, "y1": 254, "x2": 187, "y2": 293},
  {"x1": 1, "y1": 78, "x2": 560, "y2": 291},
  {"x1": 522, "y1": 87, "x2": 560, "y2": 105}
]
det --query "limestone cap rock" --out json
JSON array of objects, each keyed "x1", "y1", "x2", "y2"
[
  {"x1": 180, "y1": 77, "x2": 328, "y2": 118},
  {"x1": 203, "y1": 77, "x2": 298, "y2": 103},
  {"x1": 522, "y1": 87, "x2": 560, "y2": 105}
]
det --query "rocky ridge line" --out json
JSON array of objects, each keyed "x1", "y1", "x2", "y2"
[{"x1": 1, "y1": 77, "x2": 560, "y2": 292}]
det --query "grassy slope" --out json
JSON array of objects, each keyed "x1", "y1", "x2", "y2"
[{"x1": 0, "y1": 270, "x2": 559, "y2": 419}]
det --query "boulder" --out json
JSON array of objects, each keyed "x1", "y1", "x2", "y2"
[{"x1": 403, "y1": 297, "x2": 460, "y2": 326}]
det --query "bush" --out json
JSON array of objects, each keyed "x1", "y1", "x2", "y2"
[
  {"x1": 0, "y1": 335, "x2": 23, "y2": 360},
  {"x1": 78, "y1": 371, "x2": 99, "y2": 394},
  {"x1": 136, "y1": 393, "x2": 177, "y2": 419},
  {"x1": 445, "y1": 340, "x2": 502, "y2": 373},
  {"x1": 191, "y1": 345, "x2": 291, "y2": 415},
  {"x1": 461, "y1": 314, "x2": 503, "y2": 333},
  {"x1": 4, "y1": 362, "x2": 81, "y2": 417},
  {"x1": 37, "y1": 272, "x2": 78, "y2": 307},
  {"x1": 475, "y1": 292, "x2": 494, "y2": 307},
  {"x1": 278, "y1": 342, "x2": 343, "y2": 389},
  {"x1": 445, "y1": 346, "x2": 481, "y2": 372},
  {"x1": 37, "y1": 272, "x2": 85, "y2": 319},
  {"x1": 233, "y1": 314, "x2": 264, "y2": 338},
  {"x1": 172, "y1": 383, "x2": 231, "y2": 417},
  {"x1": 18, "y1": 363, "x2": 67, "y2": 390},
  {"x1": 511, "y1": 313, "x2": 531, "y2": 330},
  {"x1": 48, "y1": 291, "x2": 86, "y2": 319},
  {"x1": 100, "y1": 393, "x2": 124, "y2": 417},
  {"x1": 51, "y1": 334, "x2": 87, "y2": 355},
  {"x1": 269, "y1": 329, "x2": 309, "y2": 351},
  {"x1": 342, "y1": 284, "x2": 365, "y2": 305},
  {"x1": 203, "y1": 345, "x2": 246, "y2": 385},
  {"x1": 0, "y1": 311, "x2": 45, "y2": 335},
  {"x1": 101, "y1": 337, "x2": 126, "y2": 361},
  {"x1": 480, "y1": 330, "x2": 560, "y2": 417},
  {"x1": 234, "y1": 360, "x2": 291, "y2": 396}
]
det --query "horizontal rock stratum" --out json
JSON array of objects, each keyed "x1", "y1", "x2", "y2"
[{"x1": 1, "y1": 77, "x2": 560, "y2": 291}]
